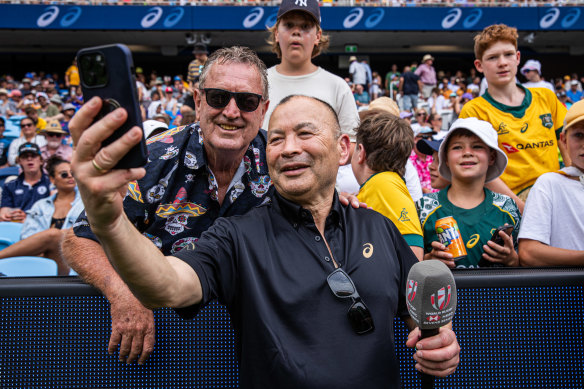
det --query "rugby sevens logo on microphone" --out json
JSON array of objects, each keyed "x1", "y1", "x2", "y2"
[
  {"x1": 430, "y1": 285, "x2": 452, "y2": 310},
  {"x1": 407, "y1": 279, "x2": 418, "y2": 302}
]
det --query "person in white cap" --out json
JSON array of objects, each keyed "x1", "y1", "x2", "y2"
[
  {"x1": 264, "y1": 0, "x2": 359, "y2": 193},
  {"x1": 518, "y1": 100, "x2": 584, "y2": 266},
  {"x1": 416, "y1": 117, "x2": 521, "y2": 269},
  {"x1": 37, "y1": 92, "x2": 59, "y2": 119},
  {"x1": 520, "y1": 59, "x2": 554, "y2": 92}
]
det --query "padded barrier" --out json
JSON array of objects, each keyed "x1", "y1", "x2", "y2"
[{"x1": 1, "y1": 267, "x2": 583, "y2": 388}]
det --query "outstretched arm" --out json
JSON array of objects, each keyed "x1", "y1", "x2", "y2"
[{"x1": 70, "y1": 97, "x2": 201, "y2": 309}]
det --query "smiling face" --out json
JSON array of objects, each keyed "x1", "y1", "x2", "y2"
[
  {"x1": 194, "y1": 62, "x2": 268, "y2": 160},
  {"x1": 474, "y1": 41, "x2": 520, "y2": 88},
  {"x1": 275, "y1": 11, "x2": 321, "y2": 66},
  {"x1": 267, "y1": 96, "x2": 349, "y2": 206},
  {"x1": 561, "y1": 124, "x2": 584, "y2": 172},
  {"x1": 445, "y1": 131, "x2": 495, "y2": 183}
]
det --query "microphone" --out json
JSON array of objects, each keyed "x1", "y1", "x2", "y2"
[{"x1": 406, "y1": 260, "x2": 457, "y2": 389}]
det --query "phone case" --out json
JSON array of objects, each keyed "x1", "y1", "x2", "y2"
[{"x1": 77, "y1": 44, "x2": 147, "y2": 169}]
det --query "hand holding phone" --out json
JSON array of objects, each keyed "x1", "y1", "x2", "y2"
[
  {"x1": 77, "y1": 44, "x2": 147, "y2": 169},
  {"x1": 489, "y1": 224, "x2": 514, "y2": 247}
]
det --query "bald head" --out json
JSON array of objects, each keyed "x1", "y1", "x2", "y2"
[{"x1": 269, "y1": 95, "x2": 341, "y2": 139}]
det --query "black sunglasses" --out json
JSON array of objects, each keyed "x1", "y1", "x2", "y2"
[
  {"x1": 327, "y1": 268, "x2": 374, "y2": 335},
  {"x1": 201, "y1": 88, "x2": 263, "y2": 112},
  {"x1": 59, "y1": 171, "x2": 74, "y2": 179}
]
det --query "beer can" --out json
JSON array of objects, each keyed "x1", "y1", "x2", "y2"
[{"x1": 435, "y1": 216, "x2": 467, "y2": 261}]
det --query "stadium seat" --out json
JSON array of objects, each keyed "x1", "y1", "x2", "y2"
[
  {"x1": 5, "y1": 115, "x2": 25, "y2": 139},
  {"x1": 0, "y1": 256, "x2": 57, "y2": 276},
  {"x1": 0, "y1": 221, "x2": 23, "y2": 250}
]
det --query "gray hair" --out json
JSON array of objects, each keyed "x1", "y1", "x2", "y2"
[{"x1": 199, "y1": 46, "x2": 269, "y2": 99}]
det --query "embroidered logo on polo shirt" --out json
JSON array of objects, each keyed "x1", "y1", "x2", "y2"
[
  {"x1": 37, "y1": 186, "x2": 48, "y2": 195},
  {"x1": 362, "y1": 243, "x2": 373, "y2": 259},
  {"x1": 15, "y1": 189, "x2": 24, "y2": 195}
]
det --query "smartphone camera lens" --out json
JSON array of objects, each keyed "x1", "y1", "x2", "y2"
[{"x1": 79, "y1": 52, "x2": 108, "y2": 87}]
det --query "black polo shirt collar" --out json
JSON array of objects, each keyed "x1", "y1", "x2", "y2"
[{"x1": 272, "y1": 190, "x2": 343, "y2": 231}]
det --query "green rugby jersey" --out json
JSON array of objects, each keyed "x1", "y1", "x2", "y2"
[{"x1": 416, "y1": 186, "x2": 521, "y2": 268}]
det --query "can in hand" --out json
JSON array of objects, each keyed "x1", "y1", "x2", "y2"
[{"x1": 435, "y1": 216, "x2": 467, "y2": 261}]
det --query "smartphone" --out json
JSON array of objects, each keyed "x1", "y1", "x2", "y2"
[
  {"x1": 77, "y1": 44, "x2": 147, "y2": 169},
  {"x1": 489, "y1": 224, "x2": 514, "y2": 246}
]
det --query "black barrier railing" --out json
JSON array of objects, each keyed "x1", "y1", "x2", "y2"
[{"x1": 1, "y1": 268, "x2": 583, "y2": 388}]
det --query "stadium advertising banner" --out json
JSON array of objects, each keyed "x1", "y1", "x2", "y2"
[{"x1": 0, "y1": 5, "x2": 583, "y2": 31}]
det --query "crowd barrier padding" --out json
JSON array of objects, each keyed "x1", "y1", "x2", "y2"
[{"x1": 1, "y1": 267, "x2": 583, "y2": 388}]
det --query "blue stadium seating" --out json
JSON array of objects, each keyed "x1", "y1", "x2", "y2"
[
  {"x1": 0, "y1": 256, "x2": 57, "y2": 276},
  {"x1": 0, "y1": 221, "x2": 23, "y2": 250}
]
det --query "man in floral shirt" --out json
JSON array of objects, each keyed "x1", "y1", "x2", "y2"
[{"x1": 63, "y1": 46, "x2": 273, "y2": 366}]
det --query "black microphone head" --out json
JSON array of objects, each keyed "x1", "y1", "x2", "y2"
[{"x1": 406, "y1": 260, "x2": 457, "y2": 330}]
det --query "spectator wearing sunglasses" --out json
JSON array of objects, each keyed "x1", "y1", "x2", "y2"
[
  {"x1": 0, "y1": 156, "x2": 82, "y2": 275},
  {"x1": 7, "y1": 116, "x2": 47, "y2": 166},
  {"x1": 0, "y1": 143, "x2": 51, "y2": 222},
  {"x1": 71, "y1": 94, "x2": 460, "y2": 387},
  {"x1": 40, "y1": 120, "x2": 72, "y2": 164},
  {"x1": 63, "y1": 46, "x2": 276, "y2": 366},
  {"x1": 263, "y1": 0, "x2": 359, "y2": 193}
]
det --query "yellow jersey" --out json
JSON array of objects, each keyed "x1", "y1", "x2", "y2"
[
  {"x1": 65, "y1": 65, "x2": 80, "y2": 86},
  {"x1": 459, "y1": 85, "x2": 567, "y2": 194},
  {"x1": 357, "y1": 172, "x2": 423, "y2": 248}
]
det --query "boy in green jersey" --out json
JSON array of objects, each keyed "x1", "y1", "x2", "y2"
[{"x1": 416, "y1": 117, "x2": 521, "y2": 269}]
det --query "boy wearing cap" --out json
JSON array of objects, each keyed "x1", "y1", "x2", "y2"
[
  {"x1": 264, "y1": 0, "x2": 359, "y2": 194},
  {"x1": 416, "y1": 118, "x2": 521, "y2": 269},
  {"x1": 459, "y1": 24, "x2": 568, "y2": 208},
  {"x1": 521, "y1": 59, "x2": 554, "y2": 92},
  {"x1": 352, "y1": 111, "x2": 424, "y2": 260},
  {"x1": 263, "y1": 0, "x2": 358, "y2": 141},
  {"x1": 0, "y1": 143, "x2": 51, "y2": 221},
  {"x1": 518, "y1": 100, "x2": 584, "y2": 266}
]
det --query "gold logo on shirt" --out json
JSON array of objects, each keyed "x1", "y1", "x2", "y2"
[
  {"x1": 497, "y1": 122, "x2": 509, "y2": 135},
  {"x1": 466, "y1": 234, "x2": 480, "y2": 249},
  {"x1": 362, "y1": 243, "x2": 373, "y2": 259}
]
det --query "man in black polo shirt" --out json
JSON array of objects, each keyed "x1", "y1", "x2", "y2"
[{"x1": 71, "y1": 95, "x2": 459, "y2": 388}]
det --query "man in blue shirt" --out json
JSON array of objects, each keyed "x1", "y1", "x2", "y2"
[
  {"x1": 0, "y1": 142, "x2": 50, "y2": 222},
  {"x1": 70, "y1": 93, "x2": 460, "y2": 388}
]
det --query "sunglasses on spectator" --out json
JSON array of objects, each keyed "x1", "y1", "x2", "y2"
[
  {"x1": 200, "y1": 88, "x2": 263, "y2": 112},
  {"x1": 21, "y1": 123, "x2": 35, "y2": 127},
  {"x1": 327, "y1": 268, "x2": 374, "y2": 335},
  {"x1": 59, "y1": 171, "x2": 74, "y2": 179},
  {"x1": 46, "y1": 132, "x2": 63, "y2": 137},
  {"x1": 416, "y1": 112, "x2": 427, "y2": 116}
]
